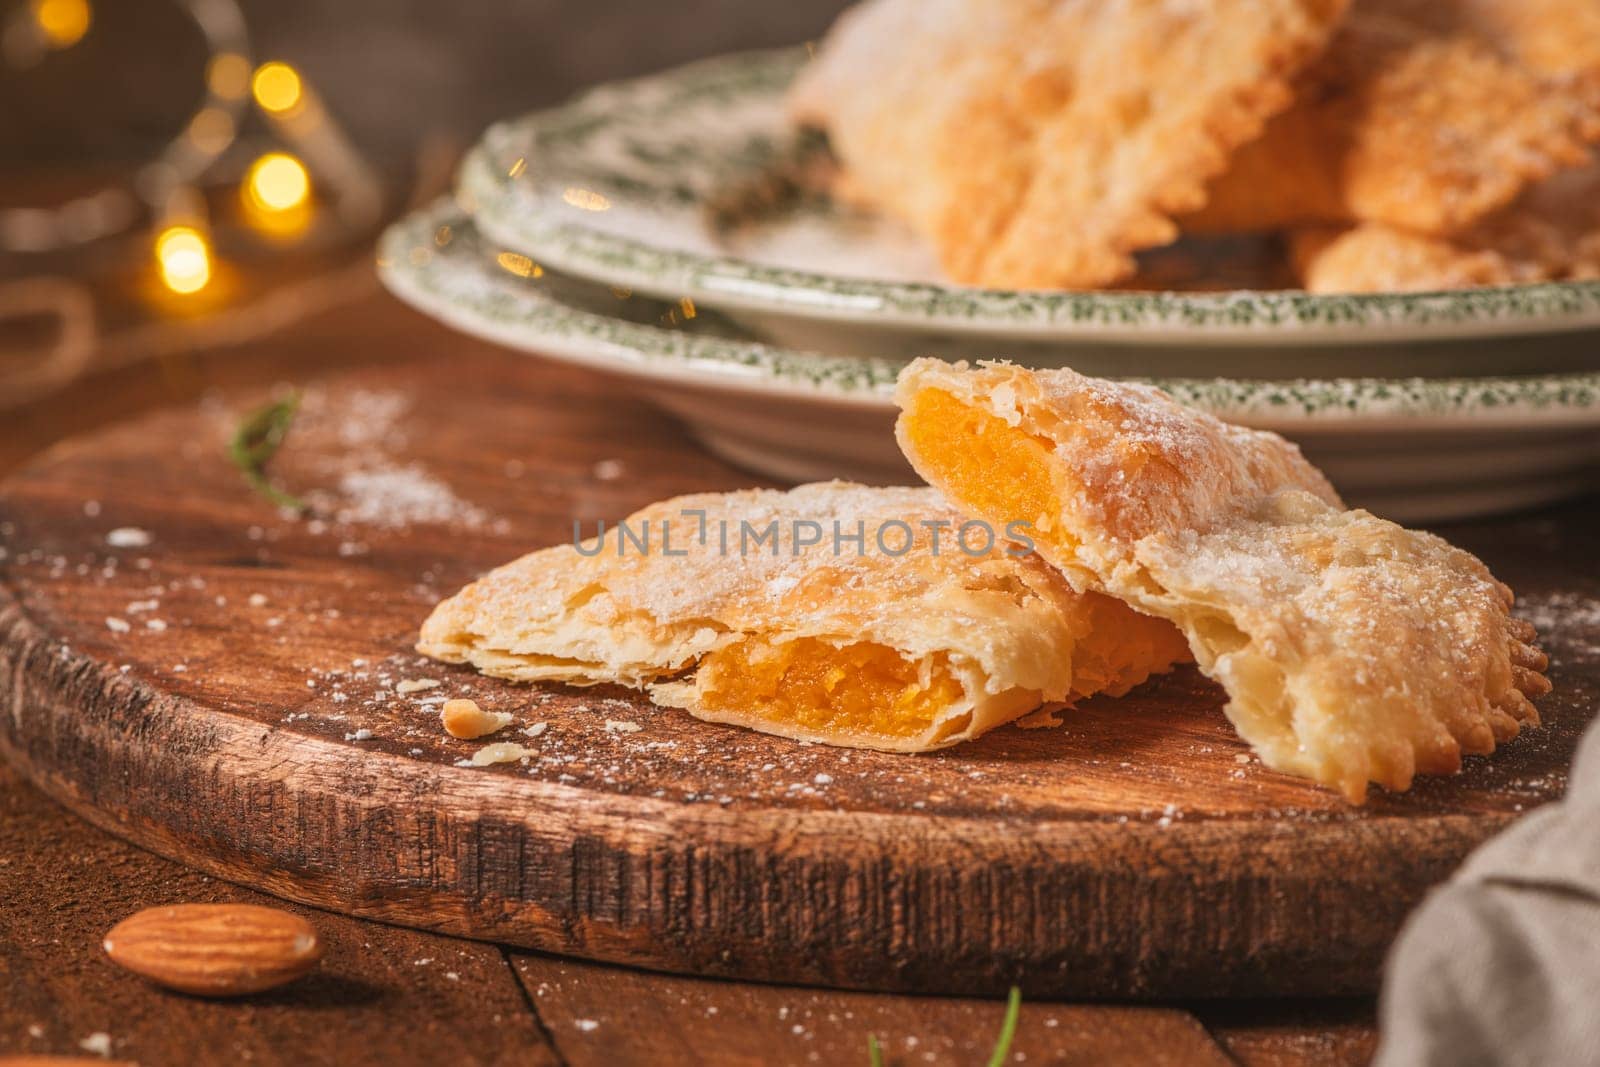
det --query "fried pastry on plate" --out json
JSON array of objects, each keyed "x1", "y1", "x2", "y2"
[
  {"x1": 1456, "y1": 0, "x2": 1600, "y2": 88},
  {"x1": 419, "y1": 482, "x2": 1189, "y2": 752},
  {"x1": 1292, "y1": 160, "x2": 1600, "y2": 292},
  {"x1": 789, "y1": 0, "x2": 1349, "y2": 288},
  {"x1": 896, "y1": 360, "x2": 1550, "y2": 801},
  {"x1": 1187, "y1": 0, "x2": 1600, "y2": 237}
]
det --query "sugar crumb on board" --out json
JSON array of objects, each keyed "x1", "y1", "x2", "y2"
[
  {"x1": 105, "y1": 527, "x2": 151, "y2": 548},
  {"x1": 463, "y1": 742, "x2": 537, "y2": 767},
  {"x1": 1519, "y1": 590, "x2": 1600, "y2": 662},
  {"x1": 291, "y1": 388, "x2": 498, "y2": 532}
]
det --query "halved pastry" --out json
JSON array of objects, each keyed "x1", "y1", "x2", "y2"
[
  {"x1": 789, "y1": 0, "x2": 1349, "y2": 288},
  {"x1": 1186, "y1": 0, "x2": 1600, "y2": 237},
  {"x1": 896, "y1": 360, "x2": 1551, "y2": 801},
  {"x1": 419, "y1": 482, "x2": 1190, "y2": 752}
]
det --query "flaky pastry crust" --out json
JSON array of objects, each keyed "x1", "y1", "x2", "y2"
[
  {"x1": 895, "y1": 360, "x2": 1550, "y2": 801},
  {"x1": 420, "y1": 482, "x2": 1188, "y2": 752}
]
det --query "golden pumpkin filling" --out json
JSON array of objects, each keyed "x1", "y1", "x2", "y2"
[
  {"x1": 901, "y1": 389, "x2": 1074, "y2": 556},
  {"x1": 694, "y1": 637, "x2": 977, "y2": 743}
]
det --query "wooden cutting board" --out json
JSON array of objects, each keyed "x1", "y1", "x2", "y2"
[{"x1": 2, "y1": 353, "x2": 1593, "y2": 999}]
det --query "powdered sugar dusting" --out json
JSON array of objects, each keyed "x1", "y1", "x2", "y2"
[
  {"x1": 334, "y1": 465, "x2": 487, "y2": 529},
  {"x1": 1519, "y1": 590, "x2": 1600, "y2": 662},
  {"x1": 290, "y1": 388, "x2": 495, "y2": 532}
]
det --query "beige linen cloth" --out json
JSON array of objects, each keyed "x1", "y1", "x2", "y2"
[{"x1": 1377, "y1": 718, "x2": 1600, "y2": 1065}]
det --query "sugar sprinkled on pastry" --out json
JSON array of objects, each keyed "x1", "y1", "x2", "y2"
[
  {"x1": 789, "y1": 0, "x2": 1349, "y2": 288},
  {"x1": 1292, "y1": 159, "x2": 1600, "y2": 292},
  {"x1": 419, "y1": 482, "x2": 1189, "y2": 753},
  {"x1": 895, "y1": 360, "x2": 1550, "y2": 801},
  {"x1": 1187, "y1": 0, "x2": 1600, "y2": 237}
]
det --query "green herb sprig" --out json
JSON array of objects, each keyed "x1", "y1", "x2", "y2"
[
  {"x1": 865, "y1": 985, "x2": 1021, "y2": 1067},
  {"x1": 228, "y1": 391, "x2": 306, "y2": 512},
  {"x1": 985, "y1": 987, "x2": 1022, "y2": 1067}
]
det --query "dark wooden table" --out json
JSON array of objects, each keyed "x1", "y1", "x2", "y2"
[{"x1": 19, "y1": 284, "x2": 1580, "y2": 1066}]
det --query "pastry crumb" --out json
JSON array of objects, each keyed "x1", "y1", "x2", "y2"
[
  {"x1": 1016, "y1": 707, "x2": 1064, "y2": 730},
  {"x1": 521, "y1": 722, "x2": 549, "y2": 738},
  {"x1": 441, "y1": 698, "x2": 513, "y2": 739},
  {"x1": 396, "y1": 678, "x2": 441, "y2": 694},
  {"x1": 603, "y1": 719, "x2": 643, "y2": 734},
  {"x1": 78, "y1": 1032, "x2": 113, "y2": 1057},
  {"x1": 106, "y1": 527, "x2": 151, "y2": 548},
  {"x1": 467, "y1": 742, "x2": 536, "y2": 766}
]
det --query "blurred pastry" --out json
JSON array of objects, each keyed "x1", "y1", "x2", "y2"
[
  {"x1": 790, "y1": 0, "x2": 1350, "y2": 288},
  {"x1": 1188, "y1": 0, "x2": 1600, "y2": 237},
  {"x1": 1293, "y1": 160, "x2": 1600, "y2": 292}
]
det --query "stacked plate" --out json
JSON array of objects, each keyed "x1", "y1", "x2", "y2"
[{"x1": 379, "y1": 48, "x2": 1600, "y2": 522}]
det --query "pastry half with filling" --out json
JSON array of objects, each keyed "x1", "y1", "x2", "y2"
[
  {"x1": 419, "y1": 482, "x2": 1190, "y2": 752},
  {"x1": 895, "y1": 360, "x2": 1551, "y2": 800}
]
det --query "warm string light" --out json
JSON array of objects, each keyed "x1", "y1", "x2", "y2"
[
  {"x1": 242, "y1": 150, "x2": 313, "y2": 237},
  {"x1": 3, "y1": 0, "x2": 251, "y2": 253},
  {"x1": 250, "y1": 59, "x2": 383, "y2": 228},
  {"x1": 5, "y1": 5, "x2": 376, "y2": 296},
  {"x1": 206, "y1": 50, "x2": 251, "y2": 100},
  {"x1": 30, "y1": 0, "x2": 89, "y2": 48},
  {"x1": 246, "y1": 152, "x2": 310, "y2": 211},
  {"x1": 251, "y1": 61, "x2": 303, "y2": 115},
  {"x1": 185, "y1": 106, "x2": 236, "y2": 154},
  {"x1": 154, "y1": 225, "x2": 213, "y2": 295}
]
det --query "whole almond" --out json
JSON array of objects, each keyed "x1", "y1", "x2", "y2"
[{"x1": 104, "y1": 904, "x2": 325, "y2": 996}]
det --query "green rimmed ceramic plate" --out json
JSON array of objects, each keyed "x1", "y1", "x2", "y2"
[
  {"x1": 380, "y1": 202, "x2": 1600, "y2": 522},
  {"x1": 458, "y1": 48, "x2": 1600, "y2": 376}
]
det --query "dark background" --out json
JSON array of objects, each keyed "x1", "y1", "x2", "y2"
[{"x1": 2, "y1": 0, "x2": 851, "y2": 175}]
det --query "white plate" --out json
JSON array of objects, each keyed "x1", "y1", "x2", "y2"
[
  {"x1": 458, "y1": 49, "x2": 1600, "y2": 378},
  {"x1": 380, "y1": 202, "x2": 1600, "y2": 523}
]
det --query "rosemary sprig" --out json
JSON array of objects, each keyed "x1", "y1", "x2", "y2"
[
  {"x1": 985, "y1": 987, "x2": 1022, "y2": 1067},
  {"x1": 865, "y1": 986, "x2": 1022, "y2": 1066},
  {"x1": 228, "y1": 391, "x2": 306, "y2": 512}
]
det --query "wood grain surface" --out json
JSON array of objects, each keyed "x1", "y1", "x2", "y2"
[
  {"x1": 0, "y1": 761, "x2": 558, "y2": 1066},
  {"x1": 0, "y1": 328, "x2": 1594, "y2": 1002},
  {"x1": 4, "y1": 750, "x2": 1338, "y2": 1066}
]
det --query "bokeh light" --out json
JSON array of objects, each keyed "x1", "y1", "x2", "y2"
[
  {"x1": 31, "y1": 0, "x2": 91, "y2": 49},
  {"x1": 186, "y1": 107, "x2": 236, "y2": 154},
  {"x1": 207, "y1": 52, "x2": 252, "y2": 100},
  {"x1": 155, "y1": 226, "x2": 212, "y2": 295},
  {"x1": 245, "y1": 153, "x2": 311, "y2": 213},
  {"x1": 251, "y1": 62, "x2": 304, "y2": 114}
]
